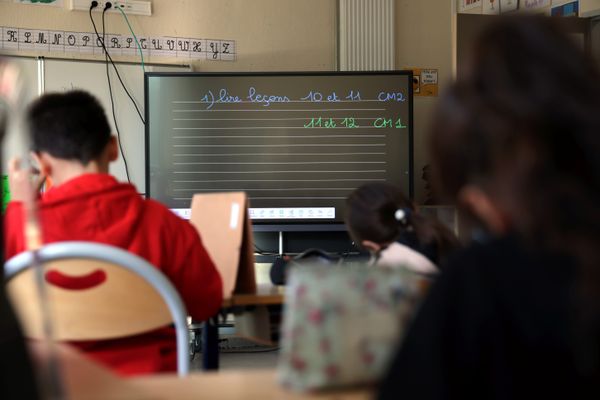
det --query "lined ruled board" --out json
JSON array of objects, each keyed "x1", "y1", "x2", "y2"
[{"x1": 145, "y1": 72, "x2": 413, "y2": 224}]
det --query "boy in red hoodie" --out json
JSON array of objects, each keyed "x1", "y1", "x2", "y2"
[{"x1": 4, "y1": 90, "x2": 223, "y2": 376}]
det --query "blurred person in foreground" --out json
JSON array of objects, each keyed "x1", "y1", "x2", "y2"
[
  {"x1": 378, "y1": 17, "x2": 600, "y2": 399},
  {"x1": 0, "y1": 60, "x2": 38, "y2": 399}
]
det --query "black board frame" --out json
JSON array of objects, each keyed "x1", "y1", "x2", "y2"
[{"x1": 144, "y1": 70, "x2": 413, "y2": 232}]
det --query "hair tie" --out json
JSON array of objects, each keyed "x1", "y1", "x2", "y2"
[{"x1": 394, "y1": 208, "x2": 410, "y2": 224}]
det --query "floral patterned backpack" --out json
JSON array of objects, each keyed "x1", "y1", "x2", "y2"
[{"x1": 277, "y1": 264, "x2": 427, "y2": 391}]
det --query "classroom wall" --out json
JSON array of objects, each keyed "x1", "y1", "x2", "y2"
[
  {"x1": 412, "y1": 0, "x2": 600, "y2": 204},
  {"x1": 581, "y1": 0, "x2": 600, "y2": 16},
  {"x1": 0, "y1": 0, "x2": 464, "y2": 205},
  {"x1": 0, "y1": 0, "x2": 337, "y2": 70},
  {"x1": 458, "y1": 0, "x2": 552, "y2": 14},
  {"x1": 458, "y1": 0, "x2": 600, "y2": 16},
  {"x1": 1, "y1": 0, "x2": 452, "y2": 204},
  {"x1": 395, "y1": 0, "x2": 454, "y2": 203},
  {"x1": 0, "y1": 0, "x2": 337, "y2": 191},
  {"x1": 2, "y1": 1, "x2": 598, "y2": 206}
]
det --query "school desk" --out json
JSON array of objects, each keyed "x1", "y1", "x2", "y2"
[
  {"x1": 202, "y1": 283, "x2": 285, "y2": 370},
  {"x1": 223, "y1": 283, "x2": 285, "y2": 307},
  {"x1": 31, "y1": 343, "x2": 372, "y2": 400},
  {"x1": 131, "y1": 370, "x2": 372, "y2": 400}
]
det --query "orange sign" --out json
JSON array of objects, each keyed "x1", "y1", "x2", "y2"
[{"x1": 405, "y1": 68, "x2": 439, "y2": 97}]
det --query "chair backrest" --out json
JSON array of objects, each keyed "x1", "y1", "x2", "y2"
[{"x1": 4, "y1": 241, "x2": 190, "y2": 376}]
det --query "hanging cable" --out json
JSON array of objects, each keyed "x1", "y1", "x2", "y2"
[
  {"x1": 114, "y1": 1, "x2": 146, "y2": 73},
  {"x1": 102, "y1": 4, "x2": 131, "y2": 183},
  {"x1": 89, "y1": 3, "x2": 131, "y2": 182},
  {"x1": 89, "y1": 2, "x2": 145, "y2": 125}
]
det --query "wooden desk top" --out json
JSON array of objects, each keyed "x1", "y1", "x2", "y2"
[
  {"x1": 33, "y1": 344, "x2": 372, "y2": 400},
  {"x1": 30, "y1": 342, "x2": 153, "y2": 400},
  {"x1": 223, "y1": 284, "x2": 285, "y2": 307},
  {"x1": 132, "y1": 370, "x2": 372, "y2": 400}
]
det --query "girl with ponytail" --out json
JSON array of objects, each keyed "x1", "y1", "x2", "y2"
[{"x1": 345, "y1": 182, "x2": 460, "y2": 274}]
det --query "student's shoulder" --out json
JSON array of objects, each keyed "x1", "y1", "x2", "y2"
[
  {"x1": 441, "y1": 234, "x2": 574, "y2": 295},
  {"x1": 4, "y1": 201, "x2": 24, "y2": 214},
  {"x1": 378, "y1": 242, "x2": 438, "y2": 274},
  {"x1": 141, "y1": 197, "x2": 174, "y2": 215},
  {"x1": 4, "y1": 201, "x2": 24, "y2": 224},
  {"x1": 437, "y1": 236, "x2": 523, "y2": 291},
  {"x1": 444, "y1": 235, "x2": 521, "y2": 272}
]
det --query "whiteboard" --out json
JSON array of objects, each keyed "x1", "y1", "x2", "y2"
[{"x1": 43, "y1": 59, "x2": 189, "y2": 194}]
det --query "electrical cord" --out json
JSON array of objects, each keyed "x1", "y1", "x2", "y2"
[
  {"x1": 102, "y1": 4, "x2": 131, "y2": 182},
  {"x1": 114, "y1": 1, "x2": 145, "y2": 73},
  {"x1": 89, "y1": 2, "x2": 146, "y2": 125},
  {"x1": 89, "y1": 2, "x2": 131, "y2": 182}
]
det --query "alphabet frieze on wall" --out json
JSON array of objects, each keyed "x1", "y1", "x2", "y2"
[{"x1": 0, "y1": 26, "x2": 236, "y2": 61}]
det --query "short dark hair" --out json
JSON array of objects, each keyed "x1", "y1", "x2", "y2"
[{"x1": 27, "y1": 90, "x2": 111, "y2": 164}]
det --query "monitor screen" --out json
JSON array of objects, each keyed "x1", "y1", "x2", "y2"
[{"x1": 145, "y1": 71, "x2": 413, "y2": 225}]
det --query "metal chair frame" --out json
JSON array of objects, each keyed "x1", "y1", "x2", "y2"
[{"x1": 5, "y1": 241, "x2": 190, "y2": 376}]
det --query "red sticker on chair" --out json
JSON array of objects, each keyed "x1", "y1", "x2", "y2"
[{"x1": 45, "y1": 269, "x2": 107, "y2": 290}]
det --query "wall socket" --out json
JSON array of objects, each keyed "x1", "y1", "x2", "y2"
[{"x1": 69, "y1": 0, "x2": 152, "y2": 16}]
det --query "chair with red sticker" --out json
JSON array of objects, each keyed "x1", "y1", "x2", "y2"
[{"x1": 3, "y1": 241, "x2": 190, "y2": 376}]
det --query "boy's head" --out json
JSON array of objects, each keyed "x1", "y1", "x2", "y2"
[{"x1": 27, "y1": 90, "x2": 112, "y2": 165}]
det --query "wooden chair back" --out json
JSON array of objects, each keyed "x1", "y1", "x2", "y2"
[
  {"x1": 7, "y1": 259, "x2": 173, "y2": 340},
  {"x1": 4, "y1": 241, "x2": 191, "y2": 375}
]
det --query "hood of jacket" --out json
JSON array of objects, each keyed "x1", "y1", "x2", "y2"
[{"x1": 39, "y1": 173, "x2": 145, "y2": 248}]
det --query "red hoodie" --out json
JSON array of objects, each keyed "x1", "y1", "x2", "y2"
[{"x1": 4, "y1": 173, "x2": 223, "y2": 375}]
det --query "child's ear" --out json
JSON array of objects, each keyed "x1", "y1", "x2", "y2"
[
  {"x1": 361, "y1": 240, "x2": 382, "y2": 253},
  {"x1": 107, "y1": 136, "x2": 119, "y2": 162},
  {"x1": 31, "y1": 151, "x2": 51, "y2": 177}
]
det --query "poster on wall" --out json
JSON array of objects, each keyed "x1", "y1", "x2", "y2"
[
  {"x1": 459, "y1": 0, "x2": 482, "y2": 12},
  {"x1": 551, "y1": 1, "x2": 579, "y2": 16},
  {"x1": 482, "y1": 0, "x2": 501, "y2": 14},
  {"x1": 13, "y1": 0, "x2": 64, "y2": 5},
  {"x1": 500, "y1": 0, "x2": 519, "y2": 12},
  {"x1": 523, "y1": 0, "x2": 550, "y2": 8},
  {"x1": 405, "y1": 68, "x2": 439, "y2": 97}
]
